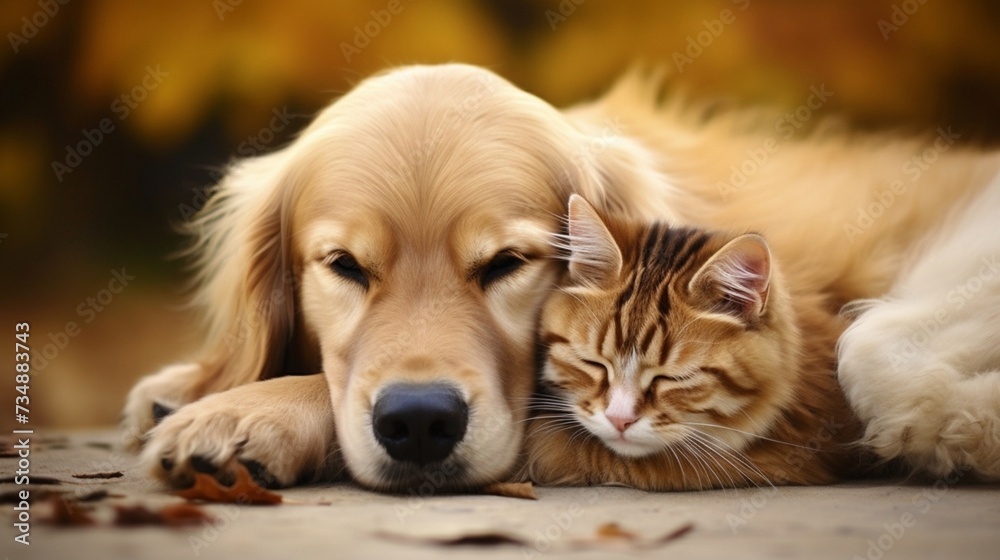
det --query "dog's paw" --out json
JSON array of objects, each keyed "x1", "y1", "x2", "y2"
[
  {"x1": 121, "y1": 363, "x2": 205, "y2": 451},
  {"x1": 861, "y1": 371, "x2": 1000, "y2": 480},
  {"x1": 140, "y1": 375, "x2": 338, "y2": 489}
]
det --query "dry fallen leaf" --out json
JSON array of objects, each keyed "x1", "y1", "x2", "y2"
[
  {"x1": 481, "y1": 481, "x2": 537, "y2": 500},
  {"x1": 175, "y1": 463, "x2": 282, "y2": 505},
  {"x1": 72, "y1": 471, "x2": 124, "y2": 480},
  {"x1": 595, "y1": 522, "x2": 637, "y2": 540},
  {"x1": 376, "y1": 521, "x2": 695, "y2": 552},
  {"x1": 38, "y1": 495, "x2": 96, "y2": 526},
  {"x1": 375, "y1": 530, "x2": 529, "y2": 548},
  {"x1": 658, "y1": 522, "x2": 695, "y2": 544},
  {"x1": 572, "y1": 521, "x2": 695, "y2": 550},
  {"x1": 114, "y1": 503, "x2": 213, "y2": 527}
]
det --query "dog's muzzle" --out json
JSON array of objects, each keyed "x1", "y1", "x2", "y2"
[{"x1": 372, "y1": 383, "x2": 468, "y2": 466}]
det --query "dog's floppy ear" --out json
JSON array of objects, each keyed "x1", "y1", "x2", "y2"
[{"x1": 183, "y1": 149, "x2": 300, "y2": 393}]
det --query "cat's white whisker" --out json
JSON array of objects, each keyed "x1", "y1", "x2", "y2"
[
  {"x1": 663, "y1": 444, "x2": 693, "y2": 488},
  {"x1": 686, "y1": 428, "x2": 774, "y2": 490},
  {"x1": 685, "y1": 435, "x2": 739, "y2": 490},
  {"x1": 674, "y1": 438, "x2": 715, "y2": 490},
  {"x1": 683, "y1": 422, "x2": 818, "y2": 452}
]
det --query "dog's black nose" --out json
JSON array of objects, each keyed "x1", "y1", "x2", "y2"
[{"x1": 372, "y1": 383, "x2": 468, "y2": 466}]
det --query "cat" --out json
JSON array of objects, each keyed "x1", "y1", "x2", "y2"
[{"x1": 523, "y1": 195, "x2": 865, "y2": 490}]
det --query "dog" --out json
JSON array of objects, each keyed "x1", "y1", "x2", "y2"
[{"x1": 123, "y1": 63, "x2": 1000, "y2": 490}]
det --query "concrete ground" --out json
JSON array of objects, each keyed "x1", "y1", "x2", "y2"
[{"x1": 2, "y1": 430, "x2": 999, "y2": 560}]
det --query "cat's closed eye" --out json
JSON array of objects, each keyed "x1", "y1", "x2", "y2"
[
  {"x1": 651, "y1": 374, "x2": 687, "y2": 383},
  {"x1": 581, "y1": 359, "x2": 608, "y2": 374}
]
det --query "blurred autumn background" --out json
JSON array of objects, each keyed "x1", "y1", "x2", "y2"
[{"x1": 1, "y1": 0, "x2": 999, "y2": 429}]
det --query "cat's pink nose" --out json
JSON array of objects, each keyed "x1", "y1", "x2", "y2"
[{"x1": 605, "y1": 412, "x2": 637, "y2": 433}]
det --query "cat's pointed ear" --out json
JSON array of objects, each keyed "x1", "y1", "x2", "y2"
[
  {"x1": 687, "y1": 234, "x2": 771, "y2": 323},
  {"x1": 565, "y1": 194, "x2": 623, "y2": 286}
]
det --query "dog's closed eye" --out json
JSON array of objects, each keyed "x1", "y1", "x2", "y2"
[
  {"x1": 479, "y1": 250, "x2": 528, "y2": 289},
  {"x1": 327, "y1": 252, "x2": 369, "y2": 289}
]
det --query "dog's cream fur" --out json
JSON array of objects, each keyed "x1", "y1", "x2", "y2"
[
  {"x1": 838, "y1": 174, "x2": 1000, "y2": 477},
  {"x1": 124, "y1": 63, "x2": 1000, "y2": 488}
]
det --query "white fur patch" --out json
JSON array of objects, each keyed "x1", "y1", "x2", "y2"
[{"x1": 838, "y1": 172, "x2": 1000, "y2": 479}]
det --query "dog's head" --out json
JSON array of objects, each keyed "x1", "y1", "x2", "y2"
[{"x1": 190, "y1": 64, "x2": 677, "y2": 490}]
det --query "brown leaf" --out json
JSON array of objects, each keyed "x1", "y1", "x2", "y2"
[
  {"x1": 114, "y1": 503, "x2": 213, "y2": 527},
  {"x1": 375, "y1": 530, "x2": 528, "y2": 548},
  {"x1": 656, "y1": 522, "x2": 695, "y2": 544},
  {"x1": 38, "y1": 495, "x2": 95, "y2": 526},
  {"x1": 174, "y1": 463, "x2": 281, "y2": 505},
  {"x1": 72, "y1": 471, "x2": 124, "y2": 479},
  {"x1": 481, "y1": 481, "x2": 537, "y2": 500},
  {"x1": 571, "y1": 522, "x2": 695, "y2": 550},
  {"x1": 376, "y1": 522, "x2": 694, "y2": 552},
  {"x1": 595, "y1": 522, "x2": 637, "y2": 540}
]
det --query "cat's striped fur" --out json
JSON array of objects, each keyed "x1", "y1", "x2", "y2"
[{"x1": 524, "y1": 196, "x2": 864, "y2": 490}]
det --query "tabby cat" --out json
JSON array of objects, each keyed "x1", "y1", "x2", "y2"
[{"x1": 524, "y1": 195, "x2": 864, "y2": 490}]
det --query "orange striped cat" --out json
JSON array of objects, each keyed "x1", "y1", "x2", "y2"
[{"x1": 524, "y1": 195, "x2": 865, "y2": 490}]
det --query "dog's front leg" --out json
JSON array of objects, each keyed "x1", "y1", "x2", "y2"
[{"x1": 140, "y1": 373, "x2": 341, "y2": 488}]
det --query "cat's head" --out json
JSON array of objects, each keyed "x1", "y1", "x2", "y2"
[{"x1": 538, "y1": 195, "x2": 802, "y2": 458}]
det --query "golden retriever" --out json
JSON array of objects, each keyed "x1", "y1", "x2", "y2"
[{"x1": 124, "y1": 63, "x2": 1000, "y2": 490}]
